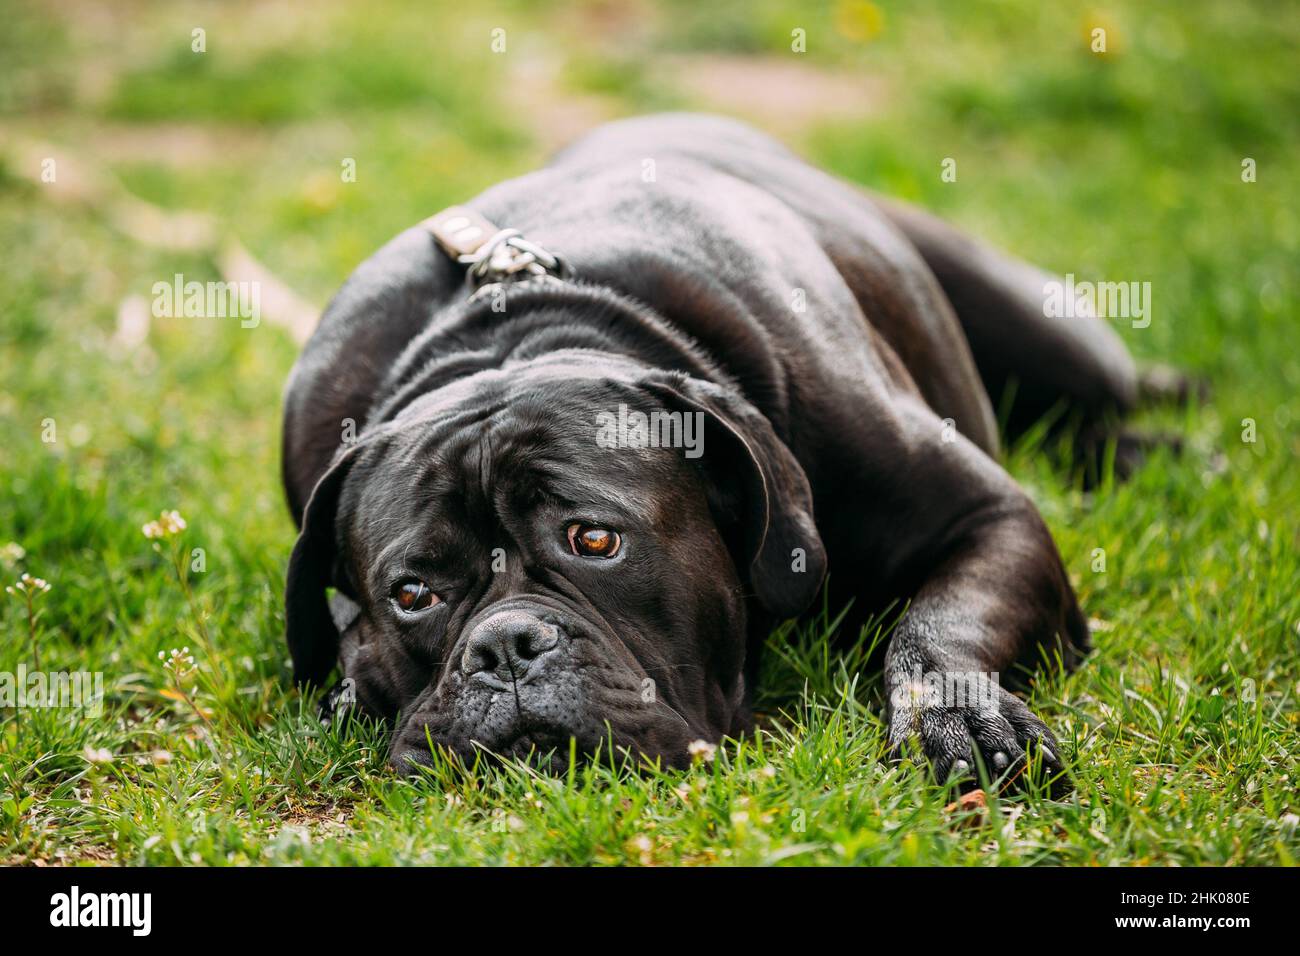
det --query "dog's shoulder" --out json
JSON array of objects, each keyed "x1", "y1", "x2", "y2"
[{"x1": 282, "y1": 227, "x2": 462, "y2": 522}]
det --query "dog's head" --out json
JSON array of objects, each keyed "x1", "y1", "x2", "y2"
[{"x1": 285, "y1": 353, "x2": 825, "y2": 770}]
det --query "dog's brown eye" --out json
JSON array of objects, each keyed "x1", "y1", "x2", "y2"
[
  {"x1": 393, "y1": 579, "x2": 439, "y2": 612},
  {"x1": 567, "y1": 523, "x2": 621, "y2": 558}
]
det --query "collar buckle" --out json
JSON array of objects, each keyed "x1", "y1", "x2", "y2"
[{"x1": 422, "y1": 206, "x2": 572, "y2": 301}]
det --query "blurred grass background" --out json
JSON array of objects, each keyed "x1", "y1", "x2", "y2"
[{"x1": 0, "y1": 0, "x2": 1298, "y2": 865}]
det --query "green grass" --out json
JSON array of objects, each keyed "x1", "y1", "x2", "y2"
[{"x1": 1, "y1": 0, "x2": 1298, "y2": 865}]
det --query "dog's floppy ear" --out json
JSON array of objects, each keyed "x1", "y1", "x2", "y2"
[
  {"x1": 644, "y1": 374, "x2": 827, "y2": 620},
  {"x1": 284, "y1": 444, "x2": 366, "y2": 687}
]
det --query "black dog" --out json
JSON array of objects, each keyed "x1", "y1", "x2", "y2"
[{"x1": 283, "y1": 113, "x2": 1158, "y2": 780}]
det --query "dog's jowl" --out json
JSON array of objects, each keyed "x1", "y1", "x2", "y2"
[{"x1": 282, "y1": 114, "x2": 1152, "y2": 781}]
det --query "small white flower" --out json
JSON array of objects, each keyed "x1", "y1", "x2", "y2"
[
  {"x1": 142, "y1": 509, "x2": 187, "y2": 540},
  {"x1": 83, "y1": 746, "x2": 114, "y2": 765},
  {"x1": 629, "y1": 834, "x2": 653, "y2": 862},
  {"x1": 160, "y1": 646, "x2": 197, "y2": 676},
  {"x1": 7, "y1": 572, "x2": 50, "y2": 596},
  {"x1": 160, "y1": 510, "x2": 187, "y2": 534},
  {"x1": 687, "y1": 739, "x2": 717, "y2": 763}
]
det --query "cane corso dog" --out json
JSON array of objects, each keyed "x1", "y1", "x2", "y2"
[{"x1": 282, "y1": 113, "x2": 1166, "y2": 782}]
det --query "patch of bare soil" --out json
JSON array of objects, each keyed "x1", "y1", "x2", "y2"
[{"x1": 661, "y1": 54, "x2": 887, "y2": 137}]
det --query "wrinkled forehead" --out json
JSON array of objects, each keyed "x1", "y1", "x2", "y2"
[{"x1": 343, "y1": 382, "x2": 700, "y2": 542}]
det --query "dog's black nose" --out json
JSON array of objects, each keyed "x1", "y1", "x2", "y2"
[{"x1": 461, "y1": 610, "x2": 560, "y2": 681}]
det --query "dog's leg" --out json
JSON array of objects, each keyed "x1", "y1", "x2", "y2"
[
  {"x1": 882, "y1": 499, "x2": 1087, "y2": 792},
  {"x1": 856, "y1": 401, "x2": 1089, "y2": 791}
]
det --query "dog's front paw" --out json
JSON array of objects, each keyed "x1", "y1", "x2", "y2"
[{"x1": 886, "y1": 675, "x2": 1068, "y2": 793}]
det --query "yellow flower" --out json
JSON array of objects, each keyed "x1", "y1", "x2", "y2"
[{"x1": 834, "y1": 0, "x2": 885, "y2": 43}]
